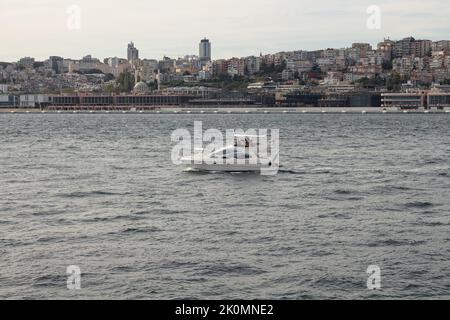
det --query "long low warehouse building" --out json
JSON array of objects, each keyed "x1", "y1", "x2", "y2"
[
  {"x1": 427, "y1": 92, "x2": 450, "y2": 109},
  {"x1": 381, "y1": 92, "x2": 427, "y2": 109},
  {"x1": 0, "y1": 94, "x2": 18, "y2": 107},
  {"x1": 382, "y1": 90, "x2": 450, "y2": 110},
  {"x1": 49, "y1": 94, "x2": 195, "y2": 106}
]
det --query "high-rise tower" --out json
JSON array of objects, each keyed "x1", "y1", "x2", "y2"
[
  {"x1": 127, "y1": 42, "x2": 139, "y2": 62},
  {"x1": 199, "y1": 38, "x2": 211, "y2": 62}
]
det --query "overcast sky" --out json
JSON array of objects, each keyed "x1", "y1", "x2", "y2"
[{"x1": 1, "y1": 0, "x2": 449, "y2": 61}]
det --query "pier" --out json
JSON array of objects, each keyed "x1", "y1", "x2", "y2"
[{"x1": 2, "y1": 106, "x2": 450, "y2": 114}]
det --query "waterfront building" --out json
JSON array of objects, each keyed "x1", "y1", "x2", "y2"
[
  {"x1": 381, "y1": 92, "x2": 426, "y2": 109},
  {"x1": 431, "y1": 84, "x2": 450, "y2": 92},
  {"x1": 279, "y1": 92, "x2": 323, "y2": 107},
  {"x1": 428, "y1": 91, "x2": 450, "y2": 109},
  {"x1": 318, "y1": 94, "x2": 350, "y2": 108},
  {"x1": 19, "y1": 94, "x2": 50, "y2": 107},
  {"x1": 48, "y1": 94, "x2": 194, "y2": 108},
  {"x1": 349, "y1": 93, "x2": 381, "y2": 108},
  {"x1": 0, "y1": 94, "x2": 18, "y2": 107},
  {"x1": 160, "y1": 86, "x2": 220, "y2": 98},
  {"x1": 321, "y1": 82, "x2": 357, "y2": 94}
]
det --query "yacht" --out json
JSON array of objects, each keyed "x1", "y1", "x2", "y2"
[{"x1": 181, "y1": 135, "x2": 278, "y2": 173}]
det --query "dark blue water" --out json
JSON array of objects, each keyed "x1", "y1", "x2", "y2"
[{"x1": 0, "y1": 114, "x2": 449, "y2": 299}]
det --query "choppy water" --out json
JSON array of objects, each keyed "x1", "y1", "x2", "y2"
[{"x1": 0, "y1": 113, "x2": 449, "y2": 300}]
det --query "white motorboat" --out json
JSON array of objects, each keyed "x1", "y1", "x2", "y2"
[{"x1": 181, "y1": 135, "x2": 278, "y2": 173}]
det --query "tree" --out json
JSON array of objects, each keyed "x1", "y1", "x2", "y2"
[
  {"x1": 104, "y1": 83, "x2": 119, "y2": 93},
  {"x1": 147, "y1": 80, "x2": 159, "y2": 91},
  {"x1": 386, "y1": 72, "x2": 403, "y2": 91},
  {"x1": 357, "y1": 75, "x2": 386, "y2": 89},
  {"x1": 274, "y1": 60, "x2": 287, "y2": 73},
  {"x1": 116, "y1": 72, "x2": 135, "y2": 92},
  {"x1": 259, "y1": 62, "x2": 276, "y2": 74}
]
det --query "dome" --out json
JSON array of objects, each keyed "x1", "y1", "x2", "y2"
[{"x1": 133, "y1": 81, "x2": 149, "y2": 94}]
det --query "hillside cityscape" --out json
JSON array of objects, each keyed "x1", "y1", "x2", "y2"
[{"x1": 2, "y1": 36, "x2": 450, "y2": 110}]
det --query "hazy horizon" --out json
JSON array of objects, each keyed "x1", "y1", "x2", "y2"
[{"x1": 1, "y1": 0, "x2": 450, "y2": 62}]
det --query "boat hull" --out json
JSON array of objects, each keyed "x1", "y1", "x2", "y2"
[{"x1": 184, "y1": 162, "x2": 269, "y2": 172}]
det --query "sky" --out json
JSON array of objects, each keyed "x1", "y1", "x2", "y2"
[{"x1": 1, "y1": 0, "x2": 450, "y2": 61}]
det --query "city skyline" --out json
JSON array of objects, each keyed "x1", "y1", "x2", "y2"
[
  {"x1": 0, "y1": 35, "x2": 448, "y2": 64},
  {"x1": 1, "y1": 0, "x2": 450, "y2": 61}
]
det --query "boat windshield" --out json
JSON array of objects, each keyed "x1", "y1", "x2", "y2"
[{"x1": 210, "y1": 147, "x2": 251, "y2": 159}]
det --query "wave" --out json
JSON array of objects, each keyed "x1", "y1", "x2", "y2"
[
  {"x1": 56, "y1": 190, "x2": 125, "y2": 198},
  {"x1": 403, "y1": 201, "x2": 435, "y2": 209},
  {"x1": 194, "y1": 263, "x2": 266, "y2": 277},
  {"x1": 32, "y1": 274, "x2": 66, "y2": 288},
  {"x1": 366, "y1": 239, "x2": 427, "y2": 247},
  {"x1": 110, "y1": 226, "x2": 162, "y2": 235}
]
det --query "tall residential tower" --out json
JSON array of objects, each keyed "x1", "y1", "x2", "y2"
[
  {"x1": 127, "y1": 42, "x2": 139, "y2": 62},
  {"x1": 199, "y1": 38, "x2": 211, "y2": 62}
]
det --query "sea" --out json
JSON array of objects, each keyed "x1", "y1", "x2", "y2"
[{"x1": 0, "y1": 113, "x2": 449, "y2": 299}]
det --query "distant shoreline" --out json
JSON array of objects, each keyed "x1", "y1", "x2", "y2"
[{"x1": 1, "y1": 107, "x2": 450, "y2": 114}]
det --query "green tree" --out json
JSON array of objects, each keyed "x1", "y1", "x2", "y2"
[
  {"x1": 117, "y1": 72, "x2": 135, "y2": 92},
  {"x1": 386, "y1": 73, "x2": 403, "y2": 91}
]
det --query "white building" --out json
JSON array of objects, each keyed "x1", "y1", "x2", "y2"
[
  {"x1": 281, "y1": 69, "x2": 294, "y2": 81},
  {"x1": 198, "y1": 70, "x2": 212, "y2": 80},
  {"x1": 286, "y1": 60, "x2": 313, "y2": 73},
  {"x1": 140, "y1": 59, "x2": 159, "y2": 82},
  {"x1": 20, "y1": 94, "x2": 50, "y2": 107},
  {"x1": 316, "y1": 58, "x2": 335, "y2": 71},
  {"x1": 0, "y1": 94, "x2": 17, "y2": 107},
  {"x1": 107, "y1": 57, "x2": 120, "y2": 68},
  {"x1": 0, "y1": 84, "x2": 8, "y2": 93},
  {"x1": 245, "y1": 56, "x2": 261, "y2": 75}
]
